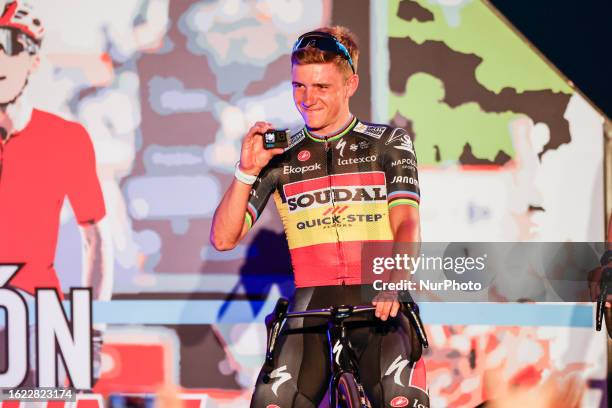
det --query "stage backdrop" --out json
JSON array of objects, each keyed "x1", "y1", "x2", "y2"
[{"x1": 1, "y1": 0, "x2": 607, "y2": 407}]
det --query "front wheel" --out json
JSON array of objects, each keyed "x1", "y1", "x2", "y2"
[{"x1": 336, "y1": 372, "x2": 371, "y2": 408}]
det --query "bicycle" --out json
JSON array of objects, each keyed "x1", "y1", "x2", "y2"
[{"x1": 261, "y1": 296, "x2": 429, "y2": 408}]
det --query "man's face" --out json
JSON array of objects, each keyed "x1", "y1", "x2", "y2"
[
  {"x1": 291, "y1": 63, "x2": 357, "y2": 133},
  {"x1": 0, "y1": 37, "x2": 37, "y2": 104}
]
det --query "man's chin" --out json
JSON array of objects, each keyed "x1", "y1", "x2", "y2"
[
  {"x1": 304, "y1": 120, "x2": 323, "y2": 132},
  {"x1": 0, "y1": 93, "x2": 21, "y2": 105}
]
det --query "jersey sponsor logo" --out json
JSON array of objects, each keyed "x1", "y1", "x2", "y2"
[
  {"x1": 390, "y1": 396, "x2": 410, "y2": 407},
  {"x1": 337, "y1": 155, "x2": 377, "y2": 166},
  {"x1": 270, "y1": 365, "x2": 292, "y2": 396},
  {"x1": 390, "y1": 176, "x2": 418, "y2": 186},
  {"x1": 297, "y1": 150, "x2": 311, "y2": 161},
  {"x1": 283, "y1": 162, "x2": 321, "y2": 174},
  {"x1": 354, "y1": 122, "x2": 386, "y2": 139},
  {"x1": 393, "y1": 135, "x2": 414, "y2": 154},
  {"x1": 386, "y1": 128, "x2": 408, "y2": 145},
  {"x1": 283, "y1": 172, "x2": 387, "y2": 212},
  {"x1": 354, "y1": 122, "x2": 367, "y2": 132},
  {"x1": 266, "y1": 405, "x2": 281, "y2": 408},
  {"x1": 350, "y1": 143, "x2": 358, "y2": 152},
  {"x1": 391, "y1": 158, "x2": 417, "y2": 168},
  {"x1": 286, "y1": 129, "x2": 305, "y2": 150},
  {"x1": 385, "y1": 355, "x2": 409, "y2": 387},
  {"x1": 296, "y1": 213, "x2": 384, "y2": 230},
  {"x1": 333, "y1": 340, "x2": 343, "y2": 365},
  {"x1": 336, "y1": 138, "x2": 347, "y2": 157},
  {"x1": 288, "y1": 186, "x2": 387, "y2": 212}
]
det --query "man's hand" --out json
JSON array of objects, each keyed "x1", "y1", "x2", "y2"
[
  {"x1": 239, "y1": 121, "x2": 284, "y2": 175},
  {"x1": 588, "y1": 266, "x2": 612, "y2": 303},
  {"x1": 372, "y1": 291, "x2": 400, "y2": 321}
]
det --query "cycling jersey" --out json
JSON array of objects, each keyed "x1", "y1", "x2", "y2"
[
  {"x1": 0, "y1": 109, "x2": 106, "y2": 296},
  {"x1": 246, "y1": 117, "x2": 420, "y2": 287}
]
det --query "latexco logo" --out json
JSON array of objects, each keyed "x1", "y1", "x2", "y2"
[
  {"x1": 297, "y1": 150, "x2": 310, "y2": 161},
  {"x1": 283, "y1": 163, "x2": 321, "y2": 175},
  {"x1": 337, "y1": 155, "x2": 377, "y2": 166}
]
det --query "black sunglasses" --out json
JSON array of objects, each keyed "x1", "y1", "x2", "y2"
[
  {"x1": 292, "y1": 31, "x2": 355, "y2": 74},
  {"x1": 0, "y1": 27, "x2": 37, "y2": 56}
]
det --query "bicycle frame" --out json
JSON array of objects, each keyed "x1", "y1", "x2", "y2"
[{"x1": 262, "y1": 298, "x2": 429, "y2": 407}]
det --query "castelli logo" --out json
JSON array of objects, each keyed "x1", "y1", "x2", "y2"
[
  {"x1": 297, "y1": 150, "x2": 311, "y2": 161},
  {"x1": 390, "y1": 396, "x2": 409, "y2": 407},
  {"x1": 266, "y1": 405, "x2": 281, "y2": 408}
]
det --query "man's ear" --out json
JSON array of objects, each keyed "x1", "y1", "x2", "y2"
[
  {"x1": 346, "y1": 74, "x2": 359, "y2": 98},
  {"x1": 29, "y1": 53, "x2": 40, "y2": 73}
]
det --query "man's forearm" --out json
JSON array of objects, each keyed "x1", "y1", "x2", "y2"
[
  {"x1": 391, "y1": 219, "x2": 421, "y2": 283},
  {"x1": 210, "y1": 178, "x2": 252, "y2": 250},
  {"x1": 82, "y1": 223, "x2": 112, "y2": 301}
]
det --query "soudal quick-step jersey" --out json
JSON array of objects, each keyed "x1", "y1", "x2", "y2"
[{"x1": 246, "y1": 117, "x2": 420, "y2": 287}]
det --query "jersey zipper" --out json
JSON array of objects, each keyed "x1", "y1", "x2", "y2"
[
  {"x1": 0, "y1": 141, "x2": 4, "y2": 185},
  {"x1": 325, "y1": 137, "x2": 347, "y2": 285}
]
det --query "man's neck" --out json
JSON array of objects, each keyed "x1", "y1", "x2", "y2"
[
  {"x1": 0, "y1": 98, "x2": 33, "y2": 143},
  {"x1": 307, "y1": 111, "x2": 354, "y2": 138}
]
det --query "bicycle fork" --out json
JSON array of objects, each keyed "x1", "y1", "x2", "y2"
[{"x1": 328, "y1": 322, "x2": 371, "y2": 408}]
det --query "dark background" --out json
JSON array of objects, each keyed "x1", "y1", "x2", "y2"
[{"x1": 490, "y1": 0, "x2": 612, "y2": 120}]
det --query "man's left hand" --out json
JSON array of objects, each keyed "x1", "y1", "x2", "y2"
[{"x1": 372, "y1": 291, "x2": 400, "y2": 321}]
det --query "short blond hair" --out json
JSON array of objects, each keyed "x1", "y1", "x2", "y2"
[{"x1": 291, "y1": 26, "x2": 359, "y2": 77}]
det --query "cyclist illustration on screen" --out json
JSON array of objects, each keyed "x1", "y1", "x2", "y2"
[{"x1": 0, "y1": 0, "x2": 112, "y2": 385}]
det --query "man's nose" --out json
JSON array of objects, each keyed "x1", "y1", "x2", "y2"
[{"x1": 302, "y1": 88, "x2": 315, "y2": 107}]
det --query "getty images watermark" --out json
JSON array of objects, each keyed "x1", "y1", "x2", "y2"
[
  {"x1": 370, "y1": 252, "x2": 487, "y2": 292},
  {"x1": 360, "y1": 242, "x2": 607, "y2": 302}
]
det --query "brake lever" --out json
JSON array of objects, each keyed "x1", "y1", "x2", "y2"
[
  {"x1": 262, "y1": 298, "x2": 289, "y2": 383},
  {"x1": 596, "y1": 267, "x2": 610, "y2": 332},
  {"x1": 402, "y1": 301, "x2": 429, "y2": 349}
]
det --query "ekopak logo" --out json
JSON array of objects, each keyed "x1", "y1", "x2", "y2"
[
  {"x1": 390, "y1": 396, "x2": 410, "y2": 407},
  {"x1": 297, "y1": 150, "x2": 311, "y2": 162}
]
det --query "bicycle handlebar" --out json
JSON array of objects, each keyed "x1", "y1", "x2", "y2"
[{"x1": 262, "y1": 297, "x2": 429, "y2": 383}]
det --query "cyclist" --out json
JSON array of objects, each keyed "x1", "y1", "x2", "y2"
[
  {"x1": 211, "y1": 26, "x2": 429, "y2": 407},
  {"x1": 0, "y1": 0, "x2": 110, "y2": 386}
]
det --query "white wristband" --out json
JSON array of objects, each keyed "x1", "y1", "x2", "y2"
[{"x1": 234, "y1": 162, "x2": 258, "y2": 185}]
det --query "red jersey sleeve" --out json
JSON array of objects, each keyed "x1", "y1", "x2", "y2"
[{"x1": 66, "y1": 124, "x2": 106, "y2": 225}]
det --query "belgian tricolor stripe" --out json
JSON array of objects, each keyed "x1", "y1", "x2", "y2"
[{"x1": 284, "y1": 171, "x2": 386, "y2": 197}]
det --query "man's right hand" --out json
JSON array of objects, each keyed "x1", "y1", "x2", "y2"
[
  {"x1": 239, "y1": 122, "x2": 285, "y2": 176},
  {"x1": 588, "y1": 266, "x2": 612, "y2": 303}
]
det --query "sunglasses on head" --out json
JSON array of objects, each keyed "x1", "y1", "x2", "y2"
[
  {"x1": 0, "y1": 27, "x2": 37, "y2": 56},
  {"x1": 292, "y1": 31, "x2": 355, "y2": 74}
]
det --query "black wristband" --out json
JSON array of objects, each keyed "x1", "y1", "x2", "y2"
[{"x1": 600, "y1": 250, "x2": 612, "y2": 266}]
